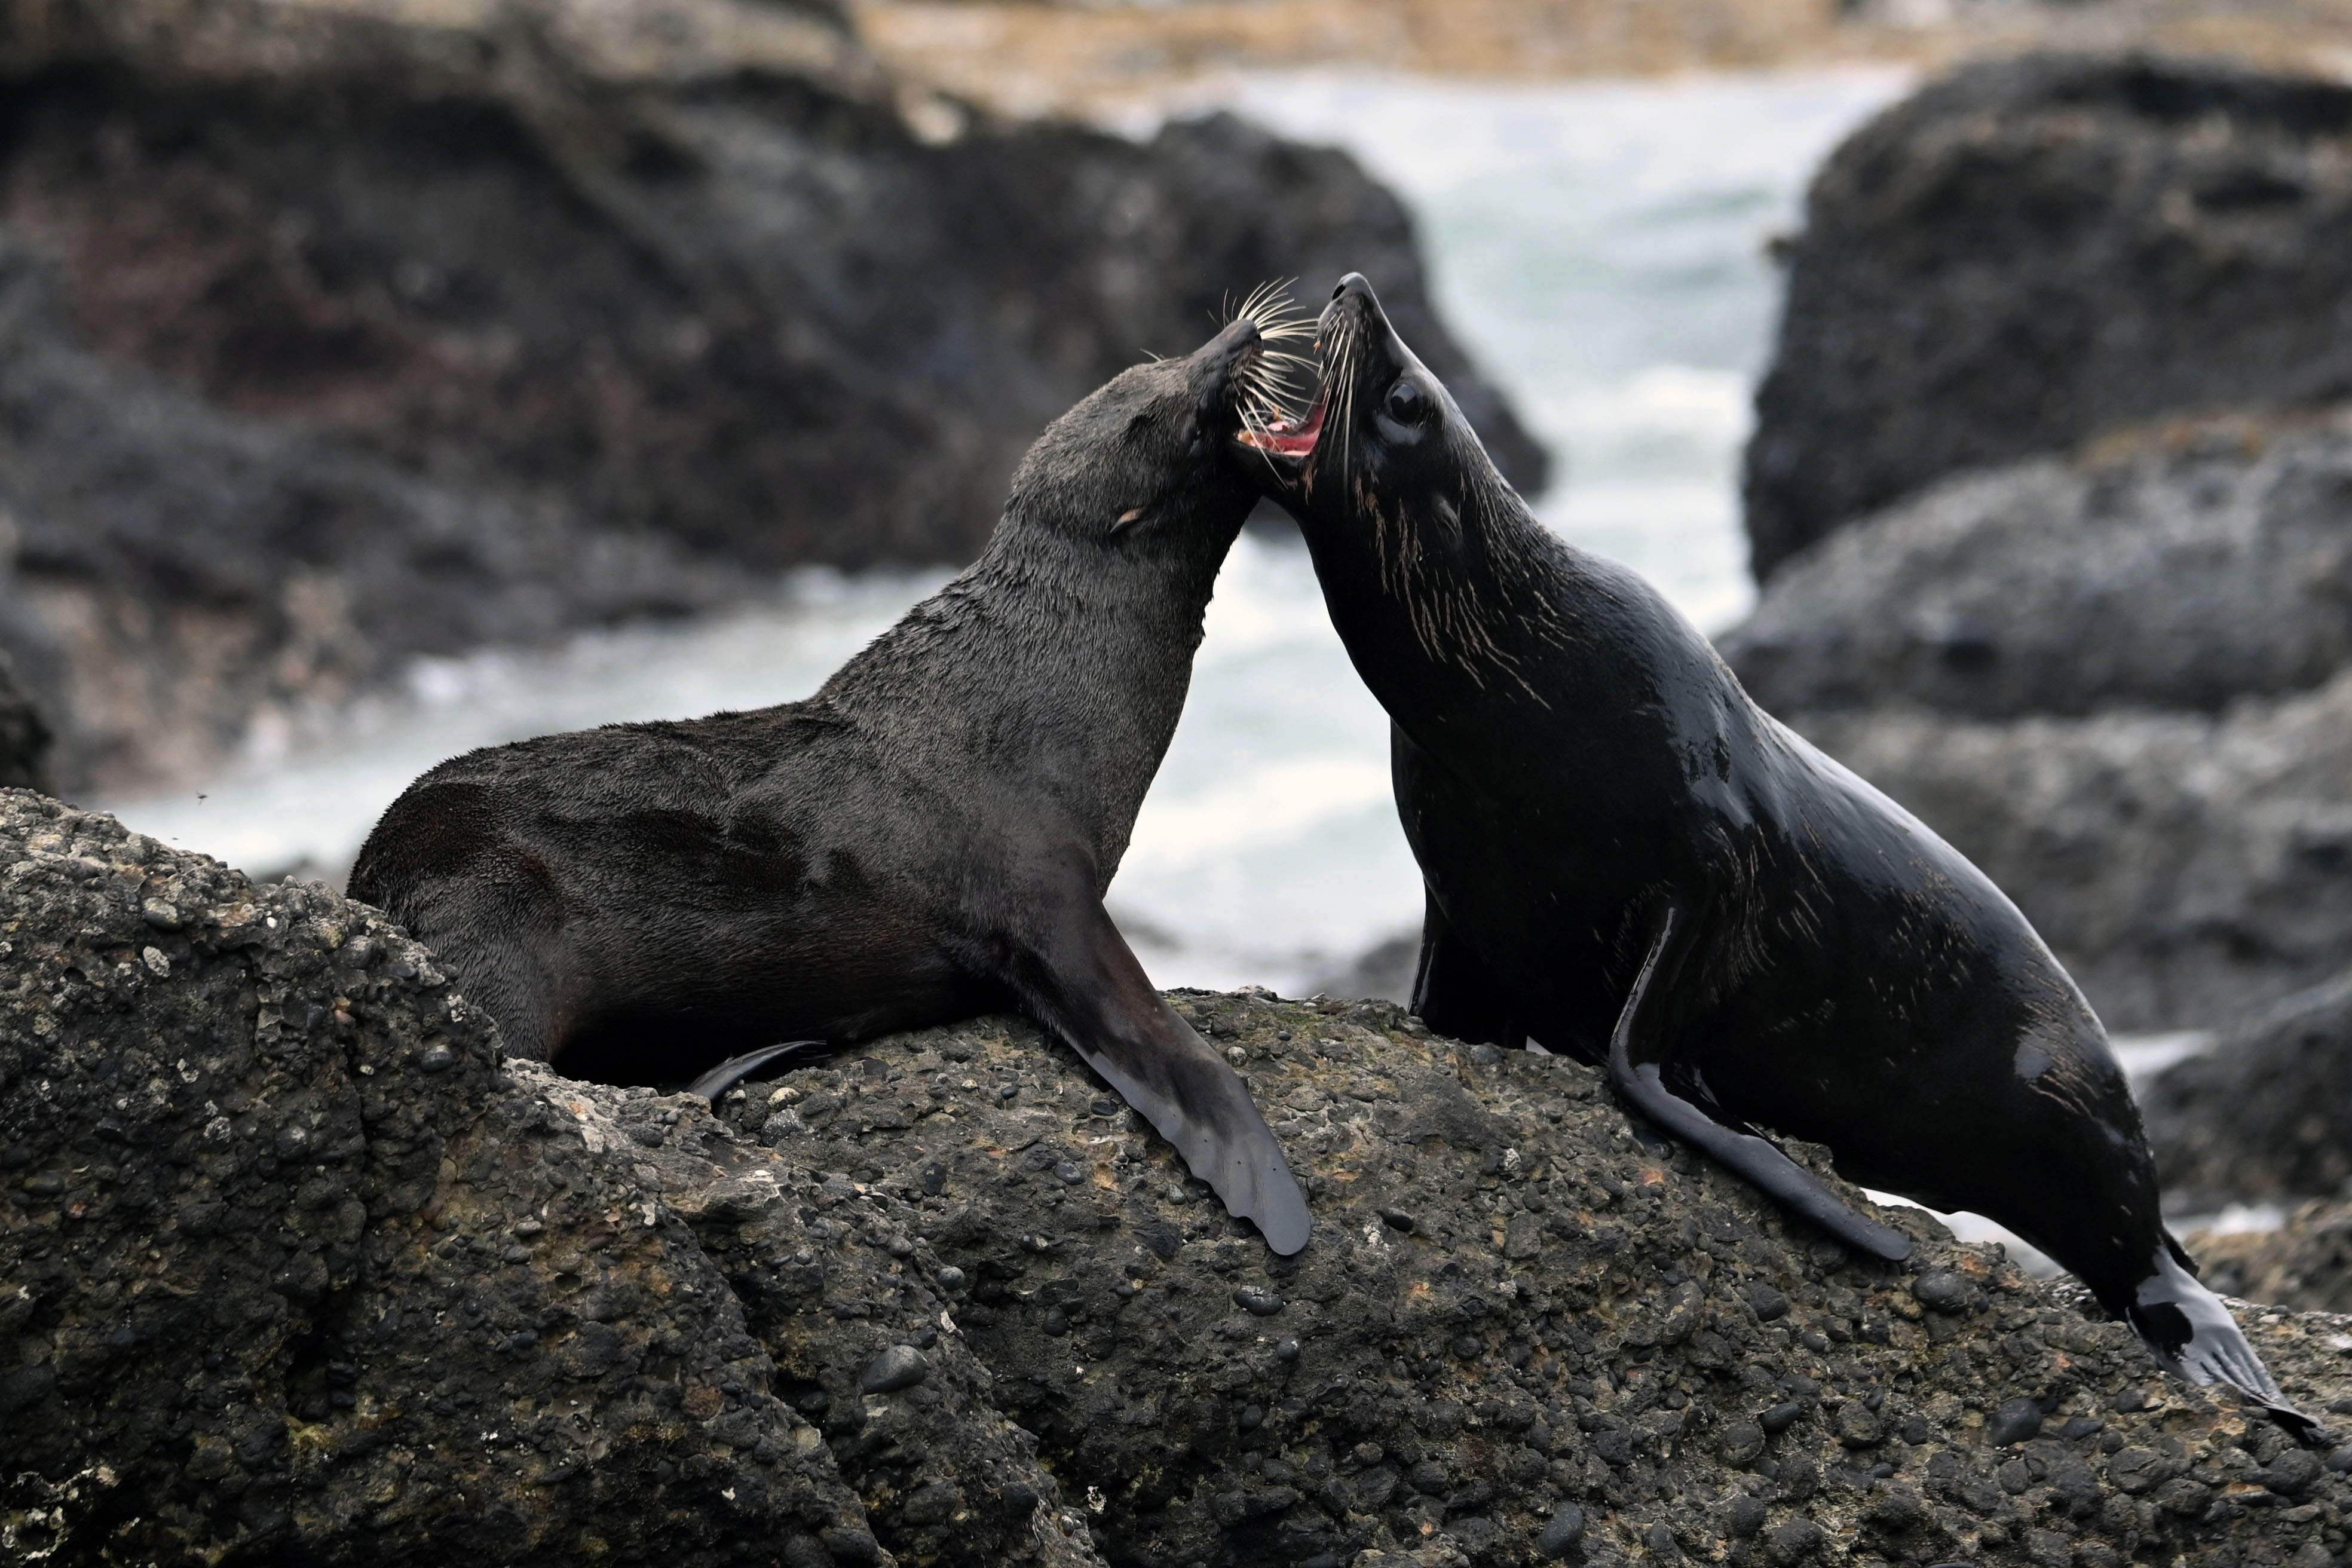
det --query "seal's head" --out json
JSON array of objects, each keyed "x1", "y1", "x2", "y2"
[
  {"x1": 1238, "y1": 272, "x2": 1554, "y2": 682},
  {"x1": 1006, "y1": 283, "x2": 1313, "y2": 561}
]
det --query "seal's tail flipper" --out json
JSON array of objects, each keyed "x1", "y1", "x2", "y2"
[
  {"x1": 2129, "y1": 1242, "x2": 2330, "y2": 1447},
  {"x1": 1606, "y1": 905, "x2": 1914, "y2": 1263},
  {"x1": 685, "y1": 1040, "x2": 830, "y2": 1102}
]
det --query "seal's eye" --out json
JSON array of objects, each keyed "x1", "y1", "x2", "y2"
[{"x1": 1385, "y1": 380, "x2": 1427, "y2": 425}]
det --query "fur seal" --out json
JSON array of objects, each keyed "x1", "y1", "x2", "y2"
[
  {"x1": 350, "y1": 301, "x2": 1315, "y2": 1254},
  {"x1": 1239, "y1": 273, "x2": 2319, "y2": 1435}
]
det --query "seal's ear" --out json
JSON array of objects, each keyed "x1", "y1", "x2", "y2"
[{"x1": 1112, "y1": 507, "x2": 1147, "y2": 534}]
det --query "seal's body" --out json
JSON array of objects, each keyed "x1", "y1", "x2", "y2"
[
  {"x1": 1242, "y1": 274, "x2": 2314, "y2": 1434},
  {"x1": 352, "y1": 314, "x2": 1313, "y2": 1253}
]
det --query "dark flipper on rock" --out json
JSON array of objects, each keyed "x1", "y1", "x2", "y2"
[
  {"x1": 990, "y1": 874, "x2": 1312, "y2": 1254},
  {"x1": 1606, "y1": 905, "x2": 1913, "y2": 1263},
  {"x1": 2132, "y1": 1242, "x2": 2330, "y2": 1446},
  {"x1": 685, "y1": 1040, "x2": 830, "y2": 1102}
]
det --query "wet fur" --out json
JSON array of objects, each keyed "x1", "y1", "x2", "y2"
[
  {"x1": 351, "y1": 317, "x2": 1314, "y2": 1252},
  {"x1": 1250, "y1": 274, "x2": 2319, "y2": 1435}
]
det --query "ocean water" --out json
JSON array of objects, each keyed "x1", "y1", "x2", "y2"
[{"x1": 104, "y1": 66, "x2": 1912, "y2": 999}]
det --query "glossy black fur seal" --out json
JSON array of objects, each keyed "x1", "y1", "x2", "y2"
[
  {"x1": 1241, "y1": 272, "x2": 2320, "y2": 1437},
  {"x1": 351, "y1": 313, "x2": 1313, "y2": 1254}
]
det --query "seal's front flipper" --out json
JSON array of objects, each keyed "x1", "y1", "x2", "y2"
[
  {"x1": 988, "y1": 880, "x2": 1312, "y2": 1254},
  {"x1": 685, "y1": 1040, "x2": 829, "y2": 1102},
  {"x1": 1412, "y1": 886, "x2": 1527, "y2": 1051},
  {"x1": 1606, "y1": 905, "x2": 1913, "y2": 1263},
  {"x1": 2130, "y1": 1242, "x2": 2329, "y2": 1446}
]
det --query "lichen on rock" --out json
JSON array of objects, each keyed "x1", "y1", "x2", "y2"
[{"x1": 8, "y1": 790, "x2": 2352, "y2": 1567}]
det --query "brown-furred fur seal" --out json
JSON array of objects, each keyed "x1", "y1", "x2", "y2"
[
  {"x1": 1238, "y1": 272, "x2": 2319, "y2": 1436},
  {"x1": 350, "y1": 302, "x2": 1315, "y2": 1254}
]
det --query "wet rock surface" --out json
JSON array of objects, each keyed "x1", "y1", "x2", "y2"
[
  {"x1": 1788, "y1": 672, "x2": 2352, "y2": 1033},
  {"x1": 1745, "y1": 53, "x2": 2352, "y2": 580},
  {"x1": 14, "y1": 795, "x2": 2352, "y2": 1565},
  {"x1": 1726, "y1": 410, "x2": 2352, "y2": 722},
  {"x1": 0, "y1": 0, "x2": 1539, "y2": 793}
]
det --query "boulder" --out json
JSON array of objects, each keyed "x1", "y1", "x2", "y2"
[
  {"x1": 0, "y1": 0, "x2": 1541, "y2": 793},
  {"x1": 1745, "y1": 52, "x2": 2352, "y2": 580},
  {"x1": 1792, "y1": 671, "x2": 2352, "y2": 1033},
  {"x1": 13, "y1": 791, "x2": 2352, "y2": 1566},
  {"x1": 1725, "y1": 409, "x2": 2352, "y2": 721},
  {"x1": 2194, "y1": 1203, "x2": 2352, "y2": 1317},
  {"x1": 2142, "y1": 967, "x2": 2352, "y2": 1208}
]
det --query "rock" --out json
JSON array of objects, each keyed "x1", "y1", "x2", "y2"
[
  {"x1": 2142, "y1": 967, "x2": 2352, "y2": 1205},
  {"x1": 1306, "y1": 929, "x2": 1422, "y2": 1006},
  {"x1": 0, "y1": 646, "x2": 51, "y2": 794},
  {"x1": 2191, "y1": 1200, "x2": 2352, "y2": 1315},
  {"x1": 0, "y1": 0, "x2": 1541, "y2": 794},
  {"x1": 0, "y1": 789, "x2": 1089, "y2": 1567},
  {"x1": 16, "y1": 789, "x2": 2352, "y2": 1566},
  {"x1": 1724, "y1": 409, "x2": 2352, "y2": 720},
  {"x1": 1746, "y1": 53, "x2": 2352, "y2": 580},
  {"x1": 1791, "y1": 670, "x2": 2352, "y2": 1031}
]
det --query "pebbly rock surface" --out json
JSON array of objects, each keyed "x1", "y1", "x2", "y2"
[
  {"x1": 16, "y1": 789, "x2": 2352, "y2": 1568},
  {"x1": 2142, "y1": 968, "x2": 2352, "y2": 1211},
  {"x1": 0, "y1": 791, "x2": 1085, "y2": 1567},
  {"x1": 1723, "y1": 410, "x2": 2352, "y2": 721},
  {"x1": 0, "y1": 0, "x2": 1541, "y2": 795},
  {"x1": 1745, "y1": 53, "x2": 2352, "y2": 580},
  {"x1": 1789, "y1": 671, "x2": 2352, "y2": 1034}
]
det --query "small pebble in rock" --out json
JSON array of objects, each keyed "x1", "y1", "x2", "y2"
[
  {"x1": 1239, "y1": 1404, "x2": 1264, "y2": 1430},
  {"x1": 416, "y1": 1044, "x2": 455, "y2": 1073},
  {"x1": 1539, "y1": 1502, "x2": 1586, "y2": 1558},
  {"x1": 1911, "y1": 1269, "x2": 1969, "y2": 1312},
  {"x1": 1760, "y1": 1401, "x2": 1803, "y2": 1434},
  {"x1": 997, "y1": 1084, "x2": 1019, "y2": 1100},
  {"x1": 1167, "y1": 1185, "x2": 1190, "y2": 1204},
  {"x1": 1054, "y1": 1161, "x2": 1084, "y2": 1184},
  {"x1": 1988, "y1": 1396, "x2": 2044, "y2": 1446},
  {"x1": 935, "y1": 1266, "x2": 966, "y2": 1292},
  {"x1": 1380, "y1": 1209, "x2": 1416, "y2": 1233},
  {"x1": 1233, "y1": 1286, "x2": 1284, "y2": 1316},
  {"x1": 1089, "y1": 1097, "x2": 1120, "y2": 1117},
  {"x1": 1275, "y1": 1338, "x2": 1300, "y2": 1361},
  {"x1": 860, "y1": 1345, "x2": 931, "y2": 1394}
]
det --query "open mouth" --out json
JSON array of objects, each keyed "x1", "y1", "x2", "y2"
[{"x1": 1237, "y1": 387, "x2": 1326, "y2": 458}]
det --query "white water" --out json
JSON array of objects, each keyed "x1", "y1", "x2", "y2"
[{"x1": 99, "y1": 68, "x2": 1910, "y2": 995}]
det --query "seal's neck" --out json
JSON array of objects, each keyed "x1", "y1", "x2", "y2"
[{"x1": 821, "y1": 511, "x2": 1241, "y2": 887}]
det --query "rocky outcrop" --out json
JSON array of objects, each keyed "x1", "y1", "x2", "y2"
[
  {"x1": 1745, "y1": 53, "x2": 2352, "y2": 580},
  {"x1": 1790, "y1": 673, "x2": 2352, "y2": 1033},
  {"x1": 2142, "y1": 969, "x2": 2352, "y2": 1209},
  {"x1": 0, "y1": 0, "x2": 1541, "y2": 794},
  {"x1": 2195, "y1": 1205, "x2": 2352, "y2": 1318},
  {"x1": 14, "y1": 792, "x2": 2352, "y2": 1567},
  {"x1": 1725, "y1": 411, "x2": 2352, "y2": 721}
]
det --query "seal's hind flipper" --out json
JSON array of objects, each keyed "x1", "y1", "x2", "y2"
[
  {"x1": 1606, "y1": 906, "x2": 1914, "y2": 1263},
  {"x1": 685, "y1": 1040, "x2": 829, "y2": 1102},
  {"x1": 2130, "y1": 1244, "x2": 2330, "y2": 1447}
]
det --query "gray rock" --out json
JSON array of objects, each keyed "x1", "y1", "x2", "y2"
[
  {"x1": 2143, "y1": 967, "x2": 2352, "y2": 1205},
  {"x1": 15, "y1": 791, "x2": 2352, "y2": 1567},
  {"x1": 1725, "y1": 410, "x2": 2352, "y2": 719},
  {"x1": 1792, "y1": 672, "x2": 2352, "y2": 1030},
  {"x1": 2191, "y1": 1198, "x2": 2352, "y2": 1314},
  {"x1": 0, "y1": 0, "x2": 1541, "y2": 794},
  {"x1": 1746, "y1": 53, "x2": 2352, "y2": 580},
  {"x1": 859, "y1": 1345, "x2": 932, "y2": 1394}
]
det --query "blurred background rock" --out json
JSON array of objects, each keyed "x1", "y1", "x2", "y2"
[{"x1": 13, "y1": 0, "x2": 2352, "y2": 1301}]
